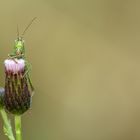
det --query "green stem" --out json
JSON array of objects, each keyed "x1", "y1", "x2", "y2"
[
  {"x1": 0, "y1": 109, "x2": 15, "y2": 140},
  {"x1": 15, "y1": 115, "x2": 22, "y2": 140}
]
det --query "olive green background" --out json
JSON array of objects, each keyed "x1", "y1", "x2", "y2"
[{"x1": 0, "y1": 0, "x2": 140, "y2": 140}]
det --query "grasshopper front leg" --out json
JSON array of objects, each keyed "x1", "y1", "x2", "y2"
[
  {"x1": 8, "y1": 54, "x2": 18, "y2": 63},
  {"x1": 8, "y1": 54, "x2": 24, "y2": 59}
]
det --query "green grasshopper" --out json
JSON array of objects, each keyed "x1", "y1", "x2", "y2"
[{"x1": 8, "y1": 17, "x2": 36, "y2": 94}]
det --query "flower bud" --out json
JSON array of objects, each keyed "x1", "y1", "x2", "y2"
[{"x1": 4, "y1": 59, "x2": 32, "y2": 115}]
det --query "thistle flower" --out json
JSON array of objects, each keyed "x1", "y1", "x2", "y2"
[{"x1": 4, "y1": 59, "x2": 31, "y2": 115}]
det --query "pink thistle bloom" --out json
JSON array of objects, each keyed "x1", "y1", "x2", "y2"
[
  {"x1": 4, "y1": 58, "x2": 32, "y2": 115},
  {"x1": 4, "y1": 59, "x2": 25, "y2": 74}
]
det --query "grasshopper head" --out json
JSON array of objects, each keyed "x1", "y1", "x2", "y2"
[{"x1": 14, "y1": 37, "x2": 25, "y2": 55}]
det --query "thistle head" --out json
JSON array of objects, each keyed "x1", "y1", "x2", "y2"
[{"x1": 4, "y1": 59, "x2": 32, "y2": 115}]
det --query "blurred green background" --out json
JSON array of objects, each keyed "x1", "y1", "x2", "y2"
[{"x1": 0, "y1": 0, "x2": 140, "y2": 140}]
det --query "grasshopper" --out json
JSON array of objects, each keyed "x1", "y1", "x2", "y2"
[{"x1": 8, "y1": 17, "x2": 37, "y2": 94}]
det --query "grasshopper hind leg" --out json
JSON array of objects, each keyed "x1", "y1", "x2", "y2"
[{"x1": 23, "y1": 62, "x2": 35, "y2": 96}]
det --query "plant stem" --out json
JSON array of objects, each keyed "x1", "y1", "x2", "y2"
[
  {"x1": 15, "y1": 115, "x2": 22, "y2": 140},
  {"x1": 0, "y1": 109, "x2": 15, "y2": 140}
]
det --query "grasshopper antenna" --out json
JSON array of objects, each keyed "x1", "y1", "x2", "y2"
[
  {"x1": 21, "y1": 17, "x2": 37, "y2": 37},
  {"x1": 17, "y1": 24, "x2": 20, "y2": 39}
]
